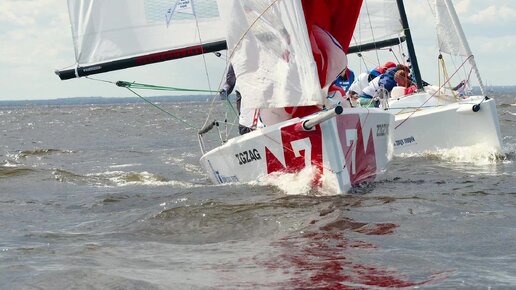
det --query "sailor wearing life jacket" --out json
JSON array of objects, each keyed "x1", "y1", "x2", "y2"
[
  {"x1": 327, "y1": 68, "x2": 357, "y2": 107},
  {"x1": 358, "y1": 64, "x2": 410, "y2": 107}
]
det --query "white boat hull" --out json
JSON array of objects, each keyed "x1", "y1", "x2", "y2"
[
  {"x1": 200, "y1": 108, "x2": 394, "y2": 194},
  {"x1": 390, "y1": 93, "x2": 502, "y2": 154}
]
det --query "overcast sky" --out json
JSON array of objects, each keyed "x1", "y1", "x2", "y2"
[{"x1": 0, "y1": 0, "x2": 514, "y2": 100}]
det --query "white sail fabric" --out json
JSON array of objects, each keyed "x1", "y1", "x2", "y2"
[
  {"x1": 216, "y1": 0, "x2": 322, "y2": 110},
  {"x1": 68, "y1": 0, "x2": 225, "y2": 65},
  {"x1": 351, "y1": 0, "x2": 402, "y2": 47},
  {"x1": 433, "y1": 0, "x2": 468, "y2": 56},
  {"x1": 433, "y1": 0, "x2": 484, "y2": 94}
]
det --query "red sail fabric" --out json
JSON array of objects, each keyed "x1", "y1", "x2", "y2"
[
  {"x1": 301, "y1": 0, "x2": 363, "y2": 88},
  {"x1": 301, "y1": 0, "x2": 362, "y2": 53}
]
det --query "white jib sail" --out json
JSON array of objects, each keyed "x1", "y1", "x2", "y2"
[
  {"x1": 434, "y1": 0, "x2": 485, "y2": 94},
  {"x1": 216, "y1": 0, "x2": 323, "y2": 110},
  {"x1": 68, "y1": 0, "x2": 225, "y2": 66},
  {"x1": 434, "y1": 0, "x2": 468, "y2": 56}
]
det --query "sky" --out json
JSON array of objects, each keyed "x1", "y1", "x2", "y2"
[{"x1": 0, "y1": 0, "x2": 515, "y2": 101}]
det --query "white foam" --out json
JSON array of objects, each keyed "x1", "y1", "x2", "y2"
[
  {"x1": 398, "y1": 143, "x2": 507, "y2": 167},
  {"x1": 1, "y1": 160, "x2": 19, "y2": 167},
  {"x1": 87, "y1": 171, "x2": 197, "y2": 188},
  {"x1": 166, "y1": 156, "x2": 203, "y2": 174},
  {"x1": 108, "y1": 163, "x2": 142, "y2": 169},
  {"x1": 251, "y1": 167, "x2": 323, "y2": 196},
  {"x1": 166, "y1": 156, "x2": 184, "y2": 165}
]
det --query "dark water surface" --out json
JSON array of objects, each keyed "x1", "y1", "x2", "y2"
[{"x1": 1, "y1": 94, "x2": 515, "y2": 289}]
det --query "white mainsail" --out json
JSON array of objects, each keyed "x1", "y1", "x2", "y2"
[
  {"x1": 67, "y1": 0, "x2": 225, "y2": 66},
  {"x1": 351, "y1": 0, "x2": 403, "y2": 48},
  {"x1": 216, "y1": 0, "x2": 322, "y2": 110}
]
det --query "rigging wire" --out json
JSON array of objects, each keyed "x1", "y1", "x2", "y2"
[
  {"x1": 115, "y1": 81, "x2": 218, "y2": 93},
  {"x1": 226, "y1": 0, "x2": 280, "y2": 61},
  {"x1": 209, "y1": 53, "x2": 240, "y2": 139},
  {"x1": 84, "y1": 76, "x2": 198, "y2": 130},
  {"x1": 389, "y1": 48, "x2": 401, "y2": 65},
  {"x1": 85, "y1": 76, "x2": 116, "y2": 85},
  {"x1": 192, "y1": 4, "x2": 218, "y2": 131},
  {"x1": 395, "y1": 55, "x2": 473, "y2": 129},
  {"x1": 188, "y1": 3, "x2": 241, "y2": 142},
  {"x1": 363, "y1": 0, "x2": 381, "y2": 67},
  {"x1": 208, "y1": 0, "x2": 281, "y2": 139},
  {"x1": 124, "y1": 87, "x2": 197, "y2": 130}
]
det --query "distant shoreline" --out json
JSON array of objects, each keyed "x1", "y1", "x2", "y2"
[
  {"x1": 0, "y1": 95, "x2": 214, "y2": 107},
  {"x1": 0, "y1": 86, "x2": 514, "y2": 107}
]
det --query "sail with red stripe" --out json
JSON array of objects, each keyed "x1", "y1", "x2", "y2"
[{"x1": 56, "y1": 0, "x2": 226, "y2": 80}]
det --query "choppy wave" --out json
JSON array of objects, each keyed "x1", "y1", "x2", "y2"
[
  {"x1": 94, "y1": 171, "x2": 195, "y2": 187},
  {"x1": 5, "y1": 268, "x2": 164, "y2": 290},
  {"x1": 11, "y1": 149, "x2": 74, "y2": 160},
  {"x1": 167, "y1": 156, "x2": 203, "y2": 174},
  {"x1": 52, "y1": 169, "x2": 196, "y2": 188},
  {"x1": 499, "y1": 103, "x2": 516, "y2": 108},
  {"x1": 0, "y1": 163, "x2": 36, "y2": 178},
  {"x1": 52, "y1": 169, "x2": 90, "y2": 185},
  {"x1": 130, "y1": 195, "x2": 356, "y2": 244},
  {"x1": 1, "y1": 159, "x2": 20, "y2": 167}
]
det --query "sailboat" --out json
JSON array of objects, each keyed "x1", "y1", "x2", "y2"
[
  {"x1": 55, "y1": 0, "x2": 395, "y2": 194},
  {"x1": 348, "y1": 0, "x2": 503, "y2": 155}
]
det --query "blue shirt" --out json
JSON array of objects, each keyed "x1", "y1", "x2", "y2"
[
  {"x1": 378, "y1": 73, "x2": 397, "y2": 92},
  {"x1": 334, "y1": 69, "x2": 355, "y2": 92}
]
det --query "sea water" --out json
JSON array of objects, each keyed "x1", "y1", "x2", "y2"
[{"x1": 0, "y1": 93, "x2": 515, "y2": 289}]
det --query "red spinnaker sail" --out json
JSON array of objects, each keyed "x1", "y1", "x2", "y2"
[
  {"x1": 302, "y1": 0, "x2": 363, "y2": 53},
  {"x1": 302, "y1": 0, "x2": 363, "y2": 88}
]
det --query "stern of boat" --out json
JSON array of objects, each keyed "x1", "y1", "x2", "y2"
[{"x1": 393, "y1": 95, "x2": 503, "y2": 154}]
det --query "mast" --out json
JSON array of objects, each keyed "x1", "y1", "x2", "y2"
[
  {"x1": 443, "y1": 0, "x2": 485, "y2": 95},
  {"x1": 396, "y1": 0, "x2": 424, "y2": 90}
]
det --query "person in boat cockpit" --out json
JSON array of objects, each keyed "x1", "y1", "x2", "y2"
[
  {"x1": 358, "y1": 64, "x2": 410, "y2": 107},
  {"x1": 394, "y1": 70, "x2": 417, "y2": 96},
  {"x1": 334, "y1": 68, "x2": 355, "y2": 92},
  {"x1": 327, "y1": 68, "x2": 358, "y2": 107},
  {"x1": 219, "y1": 64, "x2": 252, "y2": 135},
  {"x1": 368, "y1": 61, "x2": 397, "y2": 82}
]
